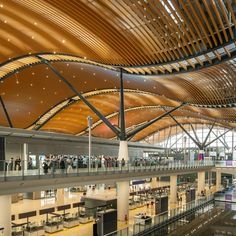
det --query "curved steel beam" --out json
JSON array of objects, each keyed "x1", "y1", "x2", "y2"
[
  {"x1": 75, "y1": 105, "x2": 233, "y2": 137},
  {"x1": 138, "y1": 122, "x2": 234, "y2": 143},
  {"x1": 27, "y1": 89, "x2": 177, "y2": 130},
  {"x1": 0, "y1": 39, "x2": 236, "y2": 84}
]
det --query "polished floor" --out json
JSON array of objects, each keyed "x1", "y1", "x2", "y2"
[{"x1": 12, "y1": 181, "x2": 213, "y2": 236}]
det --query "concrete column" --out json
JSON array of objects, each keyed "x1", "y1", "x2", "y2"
[
  {"x1": 197, "y1": 171, "x2": 205, "y2": 195},
  {"x1": 117, "y1": 141, "x2": 129, "y2": 221},
  {"x1": 118, "y1": 141, "x2": 129, "y2": 161},
  {"x1": 56, "y1": 188, "x2": 64, "y2": 205},
  {"x1": 0, "y1": 195, "x2": 11, "y2": 236},
  {"x1": 170, "y1": 175, "x2": 177, "y2": 204},
  {"x1": 117, "y1": 181, "x2": 129, "y2": 221},
  {"x1": 150, "y1": 177, "x2": 158, "y2": 188},
  {"x1": 32, "y1": 191, "x2": 41, "y2": 200},
  {"x1": 216, "y1": 171, "x2": 221, "y2": 191},
  {"x1": 22, "y1": 143, "x2": 28, "y2": 170}
]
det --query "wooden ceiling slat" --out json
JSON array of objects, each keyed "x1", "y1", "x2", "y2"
[
  {"x1": 211, "y1": 0, "x2": 229, "y2": 42},
  {"x1": 129, "y1": 0, "x2": 171, "y2": 62},
  {"x1": 179, "y1": 0, "x2": 207, "y2": 50},
  {"x1": 188, "y1": 1, "x2": 213, "y2": 48},
  {"x1": 171, "y1": 1, "x2": 202, "y2": 52},
  {"x1": 164, "y1": 0, "x2": 198, "y2": 54},
  {"x1": 124, "y1": 0, "x2": 166, "y2": 63},
  {"x1": 142, "y1": 1, "x2": 181, "y2": 60},
  {"x1": 218, "y1": 0, "x2": 234, "y2": 39},
  {"x1": 195, "y1": 1, "x2": 218, "y2": 47},
  {"x1": 226, "y1": 0, "x2": 236, "y2": 29},
  {"x1": 149, "y1": 1, "x2": 185, "y2": 58},
  {"x1": 105, "y1": 0, "x2": 155, "y2": 64},
  {"x1": 155, "y1": 1, "x2": 191, "y2": 56}
]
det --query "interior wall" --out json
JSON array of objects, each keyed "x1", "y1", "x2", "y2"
[{"x1": 5, "y1": 136, "x2": 162, "y2": 161}]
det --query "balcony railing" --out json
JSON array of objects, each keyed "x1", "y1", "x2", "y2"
[
  {"x1": 0, "y1": 160, "x2": 214, "y2": 181},
  {"x1": 105, "y1": 194, "x2": 214, "y2": 236}
]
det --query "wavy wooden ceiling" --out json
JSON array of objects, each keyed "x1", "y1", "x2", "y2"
[{"x1": 0, "y1": 0, "x2": 235, "y2": 141}]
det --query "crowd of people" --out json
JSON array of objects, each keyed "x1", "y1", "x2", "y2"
[
  {"x1": 4, "y1": 154, "x2": 175, "y2": 174},
  {"x1": 41, "y1": 155, "x2": 127, "y2": 174},
  {"x1": 5, "y1": 157, "x2": 24, "y2": 171}
]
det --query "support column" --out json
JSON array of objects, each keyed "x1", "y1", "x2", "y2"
[
  {"x1": 56, "y1": 188, "x2": 64, "y2": 205},
  {"x1": 0, "y1": 195, "x2": 11, "y2": 236},
  {"x1": 117, "y1": 140, "x2": 129, "y2": 221},
  {"x1": 22, "y1": 143, "x2": 28, "y2": 170},
  {"x1": 118, "y1": 141, "x2": 129, "y2": 161},
  {"x1": 216, "y1": 171, "x2": 221, "y2": 191},
  {"x1": 197, "y1": 171, "x2": 205, "y2": 195},
  {"x1": 170, "y1": 175, "x2": 177, "y2": 205},
  {"x1": 0, "y1": 137, "x2": 5, "y2": 171},
  {"x1": 117, "y1": 181, "x2": 129, "y2": 221},
  {"x1": 150, "y1": 177, "x2": 158, "y2": 188}
]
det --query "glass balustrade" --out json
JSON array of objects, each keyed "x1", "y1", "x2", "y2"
[
  {"x1": 105, "y1": 194, "x2": 214, "y2": 236},
  {"x1": 0, "y1": 160, "x2": 214, "y2": 181}
]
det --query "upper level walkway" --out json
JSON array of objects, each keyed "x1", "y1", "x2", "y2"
[
  {"x1": 0, "y1": 160, "x2": 214, "y2": 195},
  {"x1": 215, "y1": 160, "x2": 236, "y2": 175}
]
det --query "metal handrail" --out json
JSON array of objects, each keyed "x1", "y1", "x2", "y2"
[
  {"x1": 0, "y1": 160, "x2": 214, "y2": 181},
  {"x1": 105, "y1": 194, "x2": 214, "y2": 236}
]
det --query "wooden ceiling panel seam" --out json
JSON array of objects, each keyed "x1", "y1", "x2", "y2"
[
  {"x1": 103, "y1": 5, "x2": 150, "y2": 65},
  {"x1": 202, "y1": 0, "x2": 223, "y2": 45},
  {"x1": 67, "y1": 0, "x2": 147, "y2": 65},
  {"x1": 171, "y1": 0, "x2": 202, "y2": 52},
  {"x1": 202, "y1": 65, "x2": 234, "y2": 102},
  {"x1": 11, "y1": 1, "x2": 116, "y2": 64},
  {"x1": 188, "y1": 72, "x2": 219, "y2": 104},
  {"x1": 226, "y1": 0, "x2": 236, "y2": 29},
  {"x1": 154, "y1": 1, "x2": 191, "y2": 57},
  {"x1": 218, "y1": 0, "x2": 234, "y2": 39},
  {"x1": 164, "y1": 0, "x2": 198, "y2": 54},
  {"x1": 44, "y1": 0, "x2": 139, "y2": 65},
  {"x1": 195, "y1": 1, "x2": 218, "y2": 47},
  {"x1": 52, "y1": 1, "x2": 137, "y2": 65},
  {"x1": 173, "y1": 77, "x2": 209, "y2": 104},
  {"x1": 180, "y1": 0, "x2": 208, "y2": 50},
  {"x1": 1, "y1": 4, "x2": 76, "y2": 53},
  {"x1": 188, "y1": 1, "x2": 213, "y2": 48},
  {"x1": 186, "y1": 71, "x2": 223, "y2": 104},
  {"x1": 130, "y1": 0, "x2": 172, "y2": 62},
  {"x1": 148, "y1": 1, "x2": 184, "y2": 58},
  {"x1": 96, "y1": 0, "x2": 150, "y2": 65},
  {"x1": 156, "y1": 1, "x2": 193, "y2": 56},
  {"x1": 211, "y1": 0, "x2": 229, "y2": 42},
  {"x1": 121, "y1": 0, "x2": 165, "y2": 63}
]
